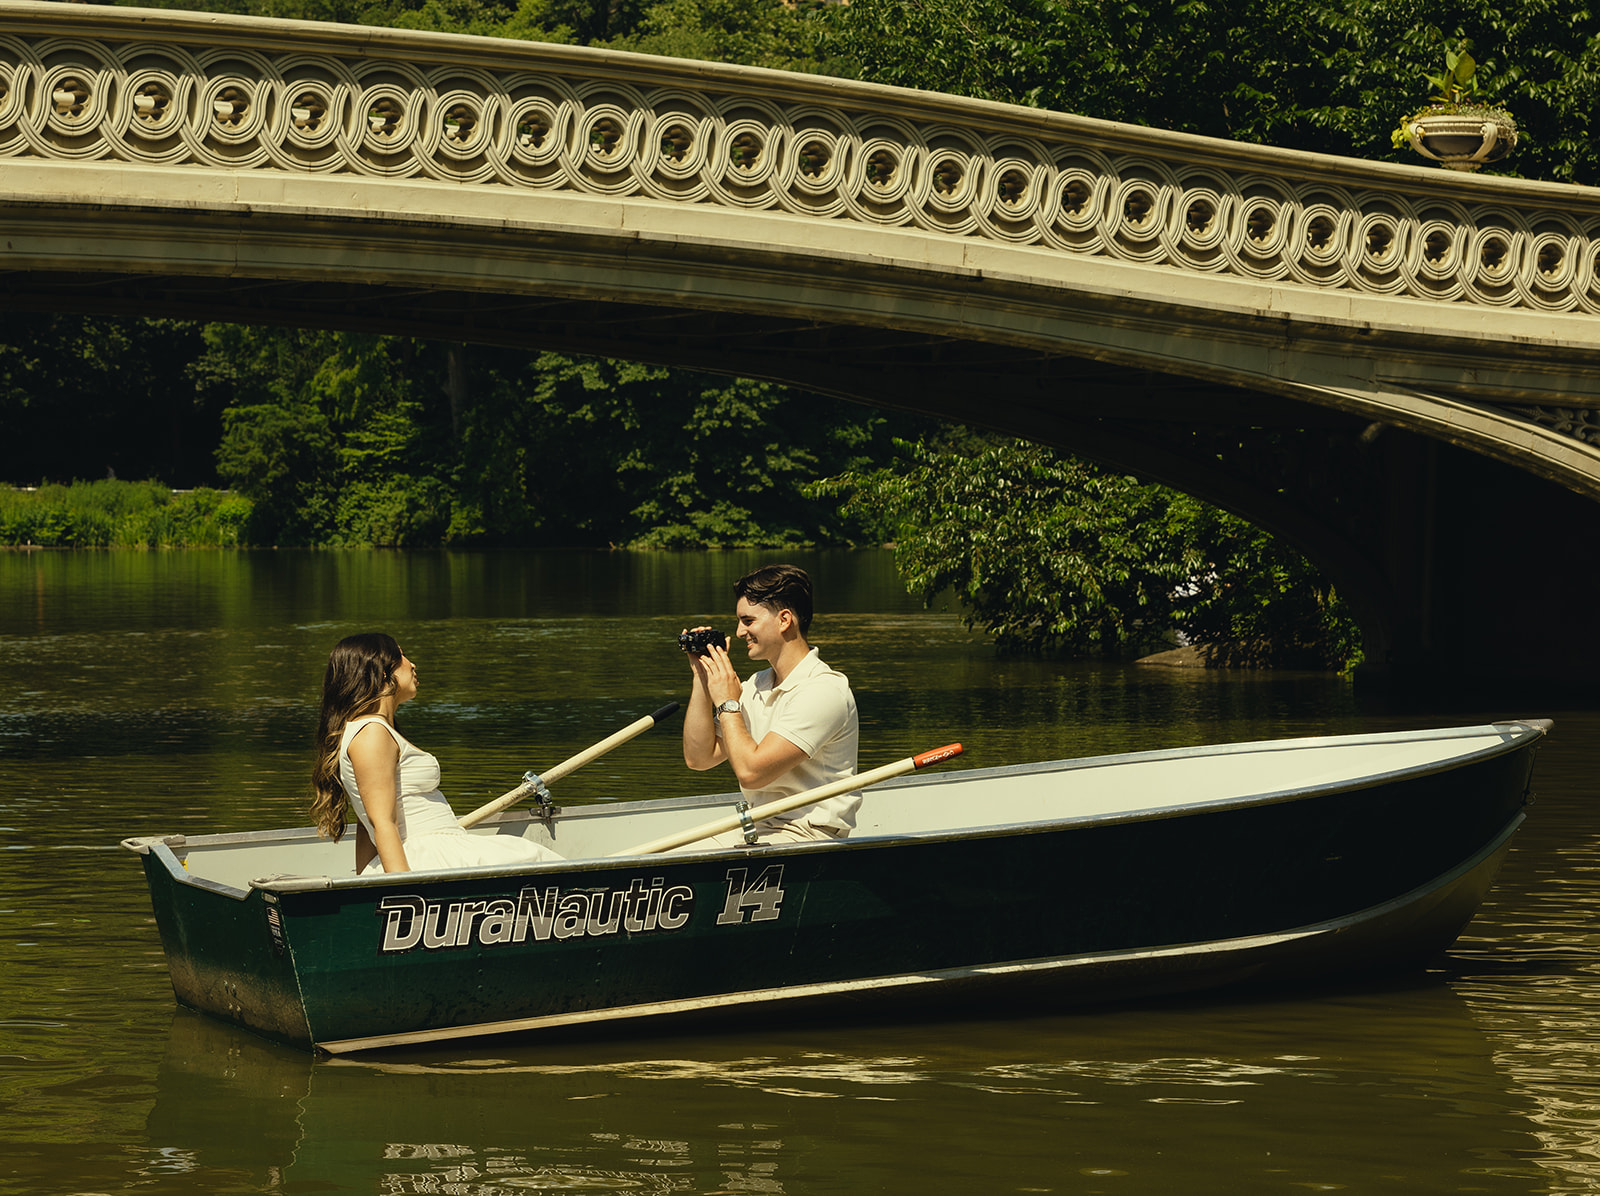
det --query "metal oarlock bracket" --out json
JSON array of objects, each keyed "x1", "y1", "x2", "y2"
[
  {"x1": 522, "y1": 771, "x2": 561, "y2": 823},
  {"x1": 735, "y1": 799, "x2": 758, "y2": 845}
]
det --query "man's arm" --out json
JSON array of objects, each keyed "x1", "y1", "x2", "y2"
[
  {"x1": 687, "y1": 641, "x2": 807, "y2": 789},
  {"x1": 716, "y1": 704, "x2": 809, "y2": 791}
]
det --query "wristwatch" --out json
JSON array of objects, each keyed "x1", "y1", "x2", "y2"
[{"x1": 714, "y1": 699, "x2": 742, "y2": 720}]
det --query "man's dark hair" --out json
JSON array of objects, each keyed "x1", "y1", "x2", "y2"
[{"x1": 734, "y1": 564, "x2": 814, "y2": 637}]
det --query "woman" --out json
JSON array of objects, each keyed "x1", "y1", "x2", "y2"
[{"x1": 310, "y1": 633, "x2": 562, "y2": 873}]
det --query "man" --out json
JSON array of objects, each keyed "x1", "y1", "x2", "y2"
[{"x1": 681, "y1": 563, "x2": 859, "y2": 846}]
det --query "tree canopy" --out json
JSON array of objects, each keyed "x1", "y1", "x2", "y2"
[
  {"x1": 198, "y1": 326, "x2": 921, "y2": 547},
  {"x1": 828, "y1": 0, "x2": 1600, "y2": 184},
  {"x1": 815, "y1": 433, "x2": 1362, "y2": 667}
]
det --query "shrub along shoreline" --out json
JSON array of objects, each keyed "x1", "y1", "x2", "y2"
[{"x1": 0, "y1": 480, "x2": 252, "y2": 548}]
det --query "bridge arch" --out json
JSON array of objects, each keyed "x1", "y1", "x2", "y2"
[{"x1": 4, "y1": 2, "x2": 1600, "y2": 688}]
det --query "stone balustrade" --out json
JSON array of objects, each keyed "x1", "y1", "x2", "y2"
[{"x1": 5, "y1": 2, "x2": 1600, "y2": 320}]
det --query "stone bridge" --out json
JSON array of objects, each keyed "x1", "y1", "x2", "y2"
[{"x1": 4, "y1": 1, "x2": 1600, "y2": 691}]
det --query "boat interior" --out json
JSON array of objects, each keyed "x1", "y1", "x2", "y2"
[{"x1": 143, "y1": 723, "x2": 1541, "y2": 895}]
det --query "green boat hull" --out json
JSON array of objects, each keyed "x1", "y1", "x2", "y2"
[{"x1": 125, "y1": 722, "x2": 1548, "y2": 1053}]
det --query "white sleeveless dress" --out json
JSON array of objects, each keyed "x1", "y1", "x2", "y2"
[{"x1": 339, "y1": 715, "x2": 562, "y2": 873}]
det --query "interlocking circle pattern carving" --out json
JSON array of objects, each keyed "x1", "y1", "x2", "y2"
[{"x1": 5, "y1": 27, "x2": 1600, "y2": 316}]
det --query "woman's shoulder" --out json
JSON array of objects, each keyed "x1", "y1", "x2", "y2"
[{"x1": 341, "y1": 715, "x2": 401, "y2": 751}]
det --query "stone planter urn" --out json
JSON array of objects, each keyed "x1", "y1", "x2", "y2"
[{"x1": 1404, "y1": 111, "x2": 1517, "y2": 172}]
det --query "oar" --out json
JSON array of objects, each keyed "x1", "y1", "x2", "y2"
[
  {"x1": 615, "y1": 742, "x2": 964, "y2": 856},
  {"x1": 458, "y1": 703, "x2": 681, "y2": 829}
]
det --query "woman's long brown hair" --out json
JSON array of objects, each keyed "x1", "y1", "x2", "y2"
[{"x1": 311, "y1": 633, "x2": 402, "y2": 841}]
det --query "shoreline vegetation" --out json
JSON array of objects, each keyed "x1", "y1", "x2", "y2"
[{"x1": 0, "y1": 480, "x2": 252, "y2": 549}]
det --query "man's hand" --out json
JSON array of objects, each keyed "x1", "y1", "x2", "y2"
[
  {"x1": 681, "y1": 625, "x2": 721, "y2": 682},
  {"x1": 698, "y1": 639, "x2": 743, "y2": 705},
  {"x1": 682, "y1": 626, "x2": 729, "y2": 771}
]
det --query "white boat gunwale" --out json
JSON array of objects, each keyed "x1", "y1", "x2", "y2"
[{"x1": 121, "y1": 720, "x2": 1549, "y2": 897}]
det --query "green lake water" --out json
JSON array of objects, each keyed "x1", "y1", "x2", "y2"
[{"x1": 2, "y1": 548, "x2": 1599, "y2": 1194}]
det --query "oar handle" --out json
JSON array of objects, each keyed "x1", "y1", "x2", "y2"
[
  {"x1": 458, "y1": 703, "x2": 680, "y2": 829},
  {"x1": 615, "y1": 742, "x2": 964, "y2": 856}
]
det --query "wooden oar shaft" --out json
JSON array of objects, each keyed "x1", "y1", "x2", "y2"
[
  {"x1": 616, "y1": 742, "x2": 964, "y2": 856},
  {"x1": 458, "y1": 703, "x2": 680, "y2": 829}
]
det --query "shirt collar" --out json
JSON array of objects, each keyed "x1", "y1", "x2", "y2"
[{"x1": 768, "y1": 646, "x2": 822, "y2": 694}]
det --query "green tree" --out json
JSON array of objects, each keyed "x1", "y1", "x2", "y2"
[
  {"x1": 825, "y1": 0, "x2": 1600, "y2": 184},
  {"x1": 198, "y1": 325, "x2": 928, "y2": 548},
  {"x1": 205, "y1": 327, "x2": 452, "y2": 545},
  {"x1": 815, "y1": 433, "x2": 1361, "y2": 668},
  {"x1": 452, "y1": 349, "x2": 928, "y2": 548},
  {"x1": 118, "y1": 0, "x2": 836, "y2": 62},
  {"x1": 213, "y1": 400, "x2": 339, "y2": 546},
  {"x1": 600, "y1": 0, "x2": 835, "y2": 71},
  {"x1": 124, "y1": 0, "x2": 526, "y2": 34},
  {"x1": 125, "y1": 0, "x2": 652, "y2": 43},
  {"x1": 1162, "y1": 498, "x2": 1362, "y2": 669}
]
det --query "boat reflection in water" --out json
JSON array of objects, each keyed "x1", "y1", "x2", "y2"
[{"x1": 147, "y1": 987, "x2": 1563, "y2": 1195}]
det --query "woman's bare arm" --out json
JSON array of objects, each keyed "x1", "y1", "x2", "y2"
[{"x1": 347, "y1": 722, "x2": 410, "y2": 873}]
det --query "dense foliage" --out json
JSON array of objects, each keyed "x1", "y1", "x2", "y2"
[
  {"x1": 119, "y1": 0, "x2": 839, "y2": 72},
  {"x1": 198, "y1": 326, "x2": 916, "y2": 547},
  {"x1": 0, "y1": 318, "x2": 919, "y2": 549},
  {"x1": 0, "y1": 481, "x2": 250, "y2": 547},
  {"x1": 816, "y1": 435, "x2": 1362, "y2": 668},
  {"x1": 829, "y1": 0, "x2": 1600, "y2": 184}
]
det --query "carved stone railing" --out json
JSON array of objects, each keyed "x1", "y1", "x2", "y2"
[{"x1": 5, "y1": 2, "x2": 1600, "y2": 320}]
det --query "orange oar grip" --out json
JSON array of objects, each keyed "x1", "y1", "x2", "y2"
[{"x1": 912, "y1": 743, "x2": 963, "y2": 769}]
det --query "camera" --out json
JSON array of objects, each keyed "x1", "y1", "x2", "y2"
[{"x1": 678, "y1": 628, "x2": 727, "y2": 656}]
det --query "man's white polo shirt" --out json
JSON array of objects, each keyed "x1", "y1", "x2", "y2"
[{"x1": 722, "y1": 646, "x2": 860, "y2": 831}]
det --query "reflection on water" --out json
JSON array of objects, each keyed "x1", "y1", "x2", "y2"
[
  {"x1": 2, "y1": 549, "x2": 1600, "y2": 1194},
  {"x1": 143, "y1": 995, "x2": 1549, "y2": 1196},
  {"x1": 1448, "y1": 731, "x2": 1600, "y2": 1194}
]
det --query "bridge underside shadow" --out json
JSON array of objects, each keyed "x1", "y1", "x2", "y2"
[{"x1": 5, "y1": 267, "x2": 1595, "y2": 696}]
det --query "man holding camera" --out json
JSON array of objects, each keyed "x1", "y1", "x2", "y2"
[{"x1": 681, "y1": 563, "x2": 859, "y2": 846}]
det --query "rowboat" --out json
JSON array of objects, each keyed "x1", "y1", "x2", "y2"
[{"x1": 123, "y1": 720, "x2": 1549, "y2": 1054}]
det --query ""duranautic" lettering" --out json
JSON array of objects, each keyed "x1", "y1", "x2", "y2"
[{"x1": 376, "y1": 877, "x2": 694, "y2": 955}]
